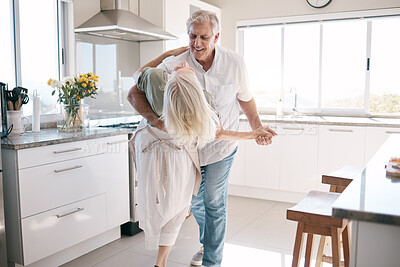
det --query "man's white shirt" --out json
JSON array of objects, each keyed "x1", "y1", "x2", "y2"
[{"x1": 158, "y1": 45, "x2": 252, "y2": 166}]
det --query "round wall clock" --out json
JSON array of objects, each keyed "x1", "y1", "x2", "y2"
[{"x1": 306, "y1": 0, "x2": 332, "y2": 8}]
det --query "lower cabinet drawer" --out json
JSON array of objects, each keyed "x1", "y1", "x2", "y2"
[
  {"x1": 21, "y1": 194, "x2": 107, "y2": 265},
  {"x1": 19, "y1": 153, "x2": 106, "y2": 218}
]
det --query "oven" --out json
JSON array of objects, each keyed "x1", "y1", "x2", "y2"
[{"x1": 99, "y1": 121, "x2": 142, "y2": 235}]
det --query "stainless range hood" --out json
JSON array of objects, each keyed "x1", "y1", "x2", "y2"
[{"x1": 75, "y1": 0, "x2": 177, "y2": 42}]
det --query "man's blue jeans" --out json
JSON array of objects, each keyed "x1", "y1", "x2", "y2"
[{"x1": 191, "y1": 147, "x2": 237, "y2": 267}]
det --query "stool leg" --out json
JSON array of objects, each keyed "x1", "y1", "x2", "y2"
[
  {"x1": 305, "y1": 233, "x2": 314, "y2": 267},
  {"x1": 342, "y1": 225, "x2": 350, "y2": 267},
  {"x1": 315, "y1": 236, "x2": 328, "y2": 267},
  {"x1": 331, "y1": 228, "x2": 341, "y2": 267},
  {"x1": 292, "y1": 222, "x2": 305, "y2": 267}
]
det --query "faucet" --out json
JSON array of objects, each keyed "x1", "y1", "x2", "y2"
[
  {"x1": 117, "y1": 70, "x2": 124, "y2": 108},
  {"x1": 290, "y1": 87, "x2": 299, "y2": 117}
]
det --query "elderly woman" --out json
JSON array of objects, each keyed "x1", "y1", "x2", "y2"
[{"x1": 127, "y1": 49, "x2": 274, "y2": 267}]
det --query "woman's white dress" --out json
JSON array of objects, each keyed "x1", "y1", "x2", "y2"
[{"x1": 130, "y1": 119, "x2": 200, "y2": 250}]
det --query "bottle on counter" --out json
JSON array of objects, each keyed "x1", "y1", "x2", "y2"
[
  {"x1": 276, "y1": 98, "x2": 283, "y2": 117},
  {"x1": 32, "y1": 89, "x2": 41, "y2": 133}
]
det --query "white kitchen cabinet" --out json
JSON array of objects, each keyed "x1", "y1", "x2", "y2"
[
  {"x1": 21, "y1": 194, "x2": 107, "y2": 265},
  {"x1": 229, "y1": 121, "x2": 399, "y2": 202},
  {"x1": 104, "y1": 136, "x2": 130, "y2": 230},
  {"x1": 364, "y1": 127, "x2": 400, "y2": 164},
  {"x1": 232, "y1": 122, "x2": 318, "y2": 194},
  {"x1": 245, "y1": 123, "x2": 280, "y2": 190},
  {"x1": 278, "y1": 123, "x2": 319, "y2": 193},
  {"x1": 317, "y1": 125, "x2": 366, "y2": 191},
  {"x1": 2, "y1": 134, "x2": 129, "y2": 266},
  {"x1": 18, "y1": 154, "x2": 106, "y2": 218}
]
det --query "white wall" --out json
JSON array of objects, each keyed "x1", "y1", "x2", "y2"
[{"x1": 201, "y1": 0, "x2": 400, "y2": 52}]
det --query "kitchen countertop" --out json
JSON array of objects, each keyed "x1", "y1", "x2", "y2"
[
  {"x1": 1, "y1": 127, "x2": 133, "y2": 150},
  {"x1": 2, "y1": 114, "x2": 399, "y2": 150},
  {"x1": 245, "y1": 114, "x2": 400, "y2": 127},
  {"x1": 332, "y1": 134, "x2": 400, "y2": 226}
]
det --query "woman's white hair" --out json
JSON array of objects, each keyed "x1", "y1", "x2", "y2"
[
  {"x1": 186, "y1": 10, "x2": 220, "y2": 35},
  {"x1": 161, "y1": 72, "x2": 218, "y2": 148}
]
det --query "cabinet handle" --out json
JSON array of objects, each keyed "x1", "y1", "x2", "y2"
[
  {"x1": 107, "y1": 140, "x2": 128, "y2": 145},
  {"x1": 386, "y1": 131, "x2": 400, "y2": 134},
  {"x1": 56, "y1": 207, "x2": 84, "y2": 218},
  {"x1": 328, "y1": 129, "x2": 353, "y2": 133},
  {"x1": 53, "y1": 147, "x2": 82, "y2": 154},
  {"x1": 54, "y1": 165, "x2": 83, "y2": 173},
  {"x1": 282, "y1": 127, "x2": 304, "y2": 130}
]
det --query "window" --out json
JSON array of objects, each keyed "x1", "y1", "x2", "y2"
[
  {"x1": 242, "y1": 25, "x2": 281, "y2": 108},
  {"x1": 3, "y1": 0, "x2": 67, "y2": 116},
  {"x1": 75, "y1": 34, "x2": 139, "y2": 118},
  {"x1": 0, "y1": 0, "x2": 15, "y2": 88},
  {"x1": 369, "y1": 17, "x2": 400, "y2": 113},
  {"x1": 283, "y1": 22, "x2": 320, "y2": 109},
  {"x1": 238, "y1": 10, "x2": 400, "y2": 116},
  {"x1": 19, "y1": 0, "x2": 61, "y2": 115},
  {"x1": 321, "y1": 20, "x2": 366, "y2": 110}
]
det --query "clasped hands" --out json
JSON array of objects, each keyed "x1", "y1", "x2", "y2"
[{"x1": 254, "y1": 126, "x2": 277, "y2": 146}]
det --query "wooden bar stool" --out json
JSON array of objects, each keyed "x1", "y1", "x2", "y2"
[
  {"x1": 315, "y1": 166, "x2": 363, "y2": 267},
  {"x1": 287, "y1": 190, "x2": 350, "y2": 267},
  {"x1": 322, "y1": 165, "x2": 362, "y2": 193}
]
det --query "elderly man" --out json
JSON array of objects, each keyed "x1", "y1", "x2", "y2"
[{"x1": 129, "y1": 10, "x2": 276, "y2": 267}]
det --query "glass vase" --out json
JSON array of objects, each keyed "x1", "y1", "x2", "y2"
[{"x1": 57, "y1": 103, "x2": 89, "y2": 132}]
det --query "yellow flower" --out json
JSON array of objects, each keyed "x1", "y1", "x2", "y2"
[
  {"x1": 82, "y1": 83, "x2": 87, "y2": 88},
  {"x1": 75, "y1": 96, "x2": 80, "y2": 100},
  {"x1": 88, "y1": 90, "x2": 91, "y2": 93},
  {"x1": 47, "y1": 78, "x2": 52, "y2": 86},
  {"x1": 89, "y1": 72, "x2": 93, "y2": 76},
  {"x1": 94, "y1": 78, "x2": 99, "y2": 82},
  {"x1": 90, "y1": 82, "x2": 94, "y2": 87}
]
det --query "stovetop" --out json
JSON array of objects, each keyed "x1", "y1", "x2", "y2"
[{"x1": 98, "y1": 121, "x2": 140, "y2": 130}]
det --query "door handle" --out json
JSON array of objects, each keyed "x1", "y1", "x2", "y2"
[
  {"x1": 54, "y1": 165, "x2": 83, "y2": 173},
  {"x1": 107, "y1": 140, "x2": 128, "y2": 145},
  {"x1": 56, "y1": 207, "x2": 84, "y2": 218},
  {"x1": 53, "y1": 147, "x2": 82, "y2": 154},
  {"x1": 328, "y1": 129, "x2": 353, "y2": 133}
]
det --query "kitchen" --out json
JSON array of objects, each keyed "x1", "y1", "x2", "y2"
[{"x1": 1, "y1": 0, "x2": 400, "y2": 266}]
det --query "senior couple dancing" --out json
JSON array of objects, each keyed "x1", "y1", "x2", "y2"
[{"x1": 127, "y1": 10, "x2": 276, "y2": 267}]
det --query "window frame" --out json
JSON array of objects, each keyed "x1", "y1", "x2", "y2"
[
  {"x1": 237, "y1": 8, "x2": 400, "y2": 117},
  {"x1": 7, "y1": 0, "x2": 73, "y2": 121}
]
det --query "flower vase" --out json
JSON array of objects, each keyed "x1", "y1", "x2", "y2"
[{"x1": 58, "y1": 103, "x2": 89, "y2": 132}]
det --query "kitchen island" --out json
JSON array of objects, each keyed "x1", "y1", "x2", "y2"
[
  {"x1": 1, "y1": 127, "x2": 132, "y2": 267},
  {"x1": 332, "y1": 134, "x2": 400, "y2": 267}
]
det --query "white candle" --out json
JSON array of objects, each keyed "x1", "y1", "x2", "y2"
[{"x1": 32, "y1": 89, "x2": 41, "y2": 133}]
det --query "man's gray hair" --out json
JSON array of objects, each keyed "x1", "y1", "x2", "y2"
[{"x1": 186, "y1": 10, "x2": 220, "y2": 35}]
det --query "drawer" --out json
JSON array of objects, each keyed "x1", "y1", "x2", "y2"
[
  {"x1": 17, "y1": 135, "x2": 128, "y2": 169},
  {"x1": 21, "y1": 194, "x2": 106, "y2": 265},
  {"x1": 19, "y1": 153, "x2": 106, "y2": 218}
]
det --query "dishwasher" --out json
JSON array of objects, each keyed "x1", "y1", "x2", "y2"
[{"x1": 99, "y1": 121, "x2": 142, "y2": 236}]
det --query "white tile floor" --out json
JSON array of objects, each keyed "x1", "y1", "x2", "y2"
[{"x1": 62, "y1": 195, "x2": 332, "y2": 267}]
